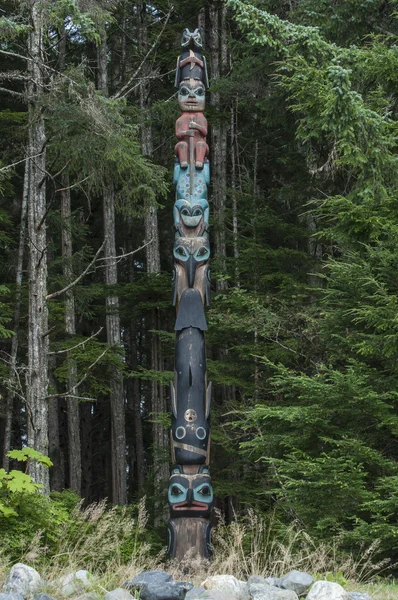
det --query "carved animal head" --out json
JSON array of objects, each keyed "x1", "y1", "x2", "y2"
[
  {"x1": 173, "y1": 236, "x2": 210, "y2": 288},
  {"x1": 174, "y1": 199, "x2": 209, "y2": 228},
  {"x1": 181, "y1": 28, "x2": 203, "y2": 50},
  {"x1": 168, "y1": 465, "x2": 213, "y2": 518},
  {"x1": 178, "y1": 80, "x2": 205, "y2": 112}
]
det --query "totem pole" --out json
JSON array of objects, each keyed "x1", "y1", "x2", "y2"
[{"x1": 167, "y1": 28, "x2": 213, "y2": 561}]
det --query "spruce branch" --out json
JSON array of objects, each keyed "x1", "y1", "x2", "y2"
[
  {"x1": 45, "y1": 241, "x2": 106, "y2": 300},
  {"x1": 114, "y1": 7, "x2": 173, "y2": 100},
  {"x1": 48, "y1": 328, "x2": 104, "y2": 355}
]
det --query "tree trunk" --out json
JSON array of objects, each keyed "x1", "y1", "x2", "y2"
[
  {"x1": 2, "y1": 162, "x2": 28, "y2": 470},
  {"x1": 208, "y1": 2, "x2": 228, "y2": 292},
  {"x1": 48, "y1": 358, "x2": 65, "y2": 492},
  {"x1": 231, "y1": 98, "x2": 240, "y2": 287},
  {"x1": 61, "y1": 181, "x2": 82, "y2": 494},
  {"x1": 98, "y1": 33, "x2": 127, "y2": 505},
  {"x1": 26, "y1": 0, "x2": 49, "y2": 490},
  {"x1": 103, "y1": 185, "x2": 127, "y2": 505},
  {"x1": 127, "y1": 223, "x2": 145, "y2": 493},
  {"x1": 137, "y1": 1, "x2": 169, "y2": 506}
]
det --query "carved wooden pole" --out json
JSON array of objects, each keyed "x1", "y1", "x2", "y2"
[{"x1": 167, "y1": 29, "x2": 213, "y2": 560}]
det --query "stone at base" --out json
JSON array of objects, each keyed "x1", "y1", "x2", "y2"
[
  {"x1": 201, "y1": 576, "x2": 249, "y2": 600},
  {"x1": 307, "y1": 581, "x2": 350, "y2": 600},
  {"x1": 2, "y1": 564, "x2": 43, "y2": 598},
  {"x1": 105, "y1": 590, "x2": 134, "y2": 600},
  {"x1": 248, "y1": 584, "x2": 298, "y2": 600},
  {"x1": 278, "y1": 570, "x2": 314, "y2": 595},
  {"x1": 123, "y1": 571, "x2": 192, "y2": 600},
  {"x1": 185, "y1": 589, "x2": 230, "y2": 600}
]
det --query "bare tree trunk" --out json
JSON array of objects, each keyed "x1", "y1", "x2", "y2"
[
  {"x1": 231, "y1": 99, "x2": 240, "y2": 287},
  {"x1": 80, "y1": 401, "x2": 92, "y2": 501},
  {"x1": 137, "y1": 1, "x2": 169, "y2": 506},
  {"x1": 57, "y1": 19, "x2": 82, "y2": 494},
  {"x1": 2, "y1": 162, "x2": 28, "y2": 470},
  {"x1": 61, "y1": 182, "x2": 82, "y2": 494},
  {"x1": 48, "y1": 357, "x2": 65, "y2": 491},
  {"x1": 103, "y1": 186, "x2": 127, "y2": 505},
  {"x1": 208, "y1": 2, "x2": 228, "y2": 291},
  {"x1": 26, "y1": 0, "x2": 49, "y2": 490},
  {"x1": 127, "y1": 223, "x2": 145, "y2": 493},
  {"x1": 98, "y1": 33, "x2": 127, "y2": 505}
]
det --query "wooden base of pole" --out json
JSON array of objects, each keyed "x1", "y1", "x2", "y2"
[{"x1": 168, "y1": 518, "x2": 211, "y2": 560}]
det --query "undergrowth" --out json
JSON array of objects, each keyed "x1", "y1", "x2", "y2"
[{"x1": 0, "y1": 493, "x2": 395, "y2": 597}]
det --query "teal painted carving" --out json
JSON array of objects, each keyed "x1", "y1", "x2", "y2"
[
  {"x1": 173, "y1": 162, "x2": 210, "y2": 235},
  {"x1": 168, "y1": 465, "x2": 213, "y2": 518}
]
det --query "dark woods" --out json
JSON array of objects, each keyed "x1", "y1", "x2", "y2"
[{"x1": 1, "y1": 0, "x2": 398, "y2": 563}]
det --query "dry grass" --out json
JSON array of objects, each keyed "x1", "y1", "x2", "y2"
[
  {"x1": 0, "y1": 500, "x2": 396, "y2": 599},
  {"x1": 0, "y1": 497, "x2": 162, "y2": 596},
  {"x1": 168, "y1": 509, "x2": 392, "y2": 585}
]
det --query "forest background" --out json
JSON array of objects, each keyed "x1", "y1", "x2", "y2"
[{"x1": 1, "y1": 0, "x2": 398, "y2": 576}]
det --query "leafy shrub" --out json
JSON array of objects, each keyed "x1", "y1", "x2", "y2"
[{"x1": 0, "y1": 448, "x2": 53, "y2": 517}]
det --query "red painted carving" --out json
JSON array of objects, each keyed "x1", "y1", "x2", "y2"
[{"x1": 175, "y1": 113, "x2": 209, "y2": 169}]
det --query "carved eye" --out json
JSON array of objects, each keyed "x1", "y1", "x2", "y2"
[
  {"x1": 171, "y1": 485, "x2": 182, "y2": 496},
  {"x1": 196, "y1": 426, "x2": 206, "y2": 440},
  {"x1": 174, "y1": 246, "x2": 188, "y2": 260},
  {"x1": 195, "y1": 87, "x2": 204, "y2": 97},
  {"x1": 199, "y1": 486, "x2": 211, "y2": 496},
  {"x1": 181, "y1": 208, "x2": 190, "y2": 216},
  {"x1": 193, "y1": 208, "x2": 202, "y2": 217},
  {"x1": 176, "y1": 426, "x2": 186, "y2": 439},
  {"x1": 180, "y1": 87, "x2": 190, "y2": 96},
  {"x1": 196, "y1": 247, "x2": 208, "y2": 257}
]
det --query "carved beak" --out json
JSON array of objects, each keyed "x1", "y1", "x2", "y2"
[
  {"x1": 187, "y1": 255, "x2": 197, "y2": 288},
  {"x1": 187, "y1": 488, "x2": 193, "y2": 506}
]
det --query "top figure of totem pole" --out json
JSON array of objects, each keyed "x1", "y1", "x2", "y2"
[{"x1": 167, "y1": 28, "x2": 213, "y2": 561}]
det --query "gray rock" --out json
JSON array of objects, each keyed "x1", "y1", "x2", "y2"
[
  {"x1": 35, "y1": 595, "x2": 56, "y2": 600},
  {"x1": 105, "y1": 590, "x2": 134, "y2": 600},
  {"x1": 278, "y1": 571, "x2": 313, "y2": 595},
  {"x1": 124, "y1": 571, "x2": 192, "y2": 600},
  {"x1": 247, "y1": 578, "x2": 272, "y2": 587},
  {"x1": 264, "y1": 579, "x2": 280, "y2": 588},
  {"x1": 0, "y1": 594, "x2": 25, "y2": 600},
  {"x1": 57, "y1": 570, "x2": 92, "y2": 597},
  {"x1": 348, "y1": 594, "x2": 372, "y2": 600},
  {"x1": 185, "y1": 589, "x2": 227, "y2": 600},
  {"x1": 248, "y1": 583, "x2": 298, "y2": 600},
  {"x1": 201, "y1": 576, "x2": 249, "y2": 600},
  {"x1": 3, "y1": 564, "x2": 43, "y2": 598},
  {"x1": 306, "y1": 581, "x2": 350, "y2": 600},
  {"x1": 124, "y1": 571, "x2": 173, "y2": 590}
]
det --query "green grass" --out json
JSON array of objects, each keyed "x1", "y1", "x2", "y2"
[{"x1": 346, "y1": 582, "x2": 398, "y2": 600}]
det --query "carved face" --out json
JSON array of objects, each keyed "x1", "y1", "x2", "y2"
[
  {"x1": 168, "y1": 465, "x2": 213, "y2": 518},
  {"x1": 181, "y1": 28, "x2": 203, "y2": 50},
  {"x1": 178, "y1": 81, "x2": 205, "y2": 112},
  {"x1": 173, "y1": 236, "x2": 210, "y2": 288},
  {"x1": 174, "y1": 199, "x2": 209, "y2": 228}
]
